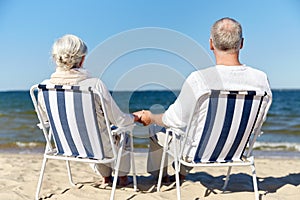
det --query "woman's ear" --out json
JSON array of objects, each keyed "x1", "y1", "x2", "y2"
[{"x1": 79, "y1": 56, "x2": 85, "y2": 67}]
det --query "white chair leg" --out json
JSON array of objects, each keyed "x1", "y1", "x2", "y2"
[
  {"x1": 157, "y1": 148, "x2": 166, "y2": 192},
  {"x1": 250, "y1": 163, "x2": 259, "y2": 200},
  {"x1": 130, "y1": 134, "x2": 137, "y2": 191},
  {"x1": 222, "y1": 166, "x2": 232, "y2": 191},
  {"x1": 110, "y1": 141, "x2": 124, "y2": 200},
  {"x1": 172, "y1": 135, "x2": 181, "y2": 200},
  {"x1": 173, "y1": 160, "x2": 181, "y2": 200},
  {"x1": 35, "y1": 157, "x2": 48, "y2": 200},
  {"x1": 157, "y1": 133, "x2": 170, "y2": 192},
  {"x1": 66, "y1": 161, "x2": 76, "y2": 187}
]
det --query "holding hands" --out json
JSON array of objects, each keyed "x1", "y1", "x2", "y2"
[
  {"x1": 133, "y1": 110, "x2": 153, "y2": 126},
  {"x1": 133, "y1": 110, "x2": 164, "y2": 127}
]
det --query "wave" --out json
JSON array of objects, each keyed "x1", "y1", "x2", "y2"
[
  {"x1": 0, "y1": 141, "x2": 44, "y2": 149},
  {"x1": 253, "y1": 142, "x2": 300, "y2": 152},
  {"x1": 0, "y1": 140, "x2": 299, "y2": 153},
  {"x1": 15, "y1": 141, "x2": 41, "y2": 147}
]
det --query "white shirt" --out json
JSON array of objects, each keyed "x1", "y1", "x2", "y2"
[{"x1": 162, "y1": 65, "x2": 272, "y2": 129}]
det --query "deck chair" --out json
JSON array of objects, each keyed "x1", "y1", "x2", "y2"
[
  {"x1": 157, "y1": 90, "x2": 271, "y2": 200},
  {"x1": 30, "y1": 84, "x2": 137, "y2": 200}
]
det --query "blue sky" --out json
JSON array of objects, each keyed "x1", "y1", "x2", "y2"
[{"x1": 1, "y1": 0, "x2": 300, "y2": 91}]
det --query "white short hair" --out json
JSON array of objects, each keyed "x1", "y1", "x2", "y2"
[
  {"x1": 52, "y1": 34, "x2": 87, "y2": 70},
  {"x1": 210, "y1": 18, "x2": 243, "y2": 53}
]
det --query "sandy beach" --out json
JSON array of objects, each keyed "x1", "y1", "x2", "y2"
[{"x1": 1, "y1": 152, "x2": 299, "y2": 200}]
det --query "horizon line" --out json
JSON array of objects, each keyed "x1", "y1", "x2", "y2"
[{"x1": 1, "y1": 88, "x2": 300, "y2": 92}]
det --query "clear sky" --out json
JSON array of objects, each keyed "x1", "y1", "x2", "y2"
[{"x1": 1, "y1": 0, "x2": 300, "y2": 91}]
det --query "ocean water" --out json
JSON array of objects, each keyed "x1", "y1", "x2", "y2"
[{"x1": 0, "y1": 89, "x2": 299, "y2": 155}]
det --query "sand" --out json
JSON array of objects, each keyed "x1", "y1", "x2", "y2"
[{"x1": 0, "y1": 152, "x2": 299, "y2": 200}]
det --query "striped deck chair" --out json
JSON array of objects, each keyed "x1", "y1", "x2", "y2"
[
  {"x1": 30, "y1": 84, "x2": 137, "y2": 200},
  {"x1": 157, "y1": 90, "x2": 271, "y2": 200}
]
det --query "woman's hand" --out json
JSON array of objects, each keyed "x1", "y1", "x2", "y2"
[{"x1": 133, "y1": 110, "x2": 152, "y2": 126}]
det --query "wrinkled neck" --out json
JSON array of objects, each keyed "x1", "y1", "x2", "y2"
[{"x1": 214, "y1": 51, "x2": 242, "y2": 66}]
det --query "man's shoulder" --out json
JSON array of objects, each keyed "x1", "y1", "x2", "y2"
[
  {"x1": 240, "y1": 65, "x2": 269, "y2": 80},
  {"x1": 189, "y1": 66, "x2": 216, "y2": 76},
  {"x1": 189, "y1": 66, "x2": 218, "y2": 79},
  {"x1": 246, "y1": 65, "x2": 267, "y2": 74},
  {"x1": 184, "y1": 67, "x2": 217, "y2": 89}
]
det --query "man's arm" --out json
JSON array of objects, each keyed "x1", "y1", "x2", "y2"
[{"x1": 133, "y1": 110, "x2": 166, "y2": 127}]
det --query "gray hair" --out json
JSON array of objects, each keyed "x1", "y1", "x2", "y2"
[
  {"x1": 52, "y1": 34, "x2": 87, "y2": 70},
  {"x1": 210, "y1": 17, "x2": 243, "y2": 53}
]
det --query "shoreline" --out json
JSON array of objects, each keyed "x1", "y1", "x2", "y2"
[{"x1": 1, "y1": 147, "x2": 299, "y2": 159}]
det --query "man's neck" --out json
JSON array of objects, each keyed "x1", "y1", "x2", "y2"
[{"x1": 214, "y1": 51, "x2": 242, "y2": 66}]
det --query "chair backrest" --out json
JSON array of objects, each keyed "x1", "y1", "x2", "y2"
[
  {"x1": 182, "y1": 90, "x2": 270, "y2": 163},
  {"x1": 37, "y1": 84, "x2": 110, "y2": 160}
]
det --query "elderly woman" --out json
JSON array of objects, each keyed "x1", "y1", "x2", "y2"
[{"x1": 39, "y1": 34, "x2": 139, "y2": 186}]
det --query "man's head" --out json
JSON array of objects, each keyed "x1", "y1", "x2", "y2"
[{"x1": 210, "y1": 17, "x2": 243, "y2": 54}]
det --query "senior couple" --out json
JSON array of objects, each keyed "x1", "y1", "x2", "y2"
[{"x1": 40, "y1": 17, "x2": 272, "y2": 186}]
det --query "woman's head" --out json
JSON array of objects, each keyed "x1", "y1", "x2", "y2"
[{"x1": 52, "y1": 34, "x2": 87, "y2": 70}]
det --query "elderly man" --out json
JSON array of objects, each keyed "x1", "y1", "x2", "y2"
[{"x1": 134, "y1": 17, "x2": 272, "y2": 181}]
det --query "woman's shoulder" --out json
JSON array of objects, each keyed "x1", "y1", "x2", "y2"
[
  {"x1": 78, "y1": 77, "x2": 108, "y2": 90},
  {"x1": 79, "y1": 77, "x2": 101, "y2": 85}
]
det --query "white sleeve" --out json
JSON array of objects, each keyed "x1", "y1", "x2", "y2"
[
  {"x1": 37, "y1": 79, "x2": 50, "y2": 122},
  {"x1": 261, "y1": 76, "x2": 273, "y2": 125},
  {"x1": 95, "y1": 79, "x2": 134, "y2": 127},
  {"x1": 162, "y1": 72, "x2": 207, "y2": 129}
]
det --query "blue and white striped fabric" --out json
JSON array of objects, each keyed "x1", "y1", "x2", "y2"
[
  {"x1": 38, "y1": 84, "x2": 105, "y2": 160},
  {"x1": 187, "y1": 90, "x2": 267, "y2": 163}
]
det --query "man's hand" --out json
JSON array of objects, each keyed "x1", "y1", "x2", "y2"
[{"x1": 133, "y1": 110, "x2": 152, "y2": 126}]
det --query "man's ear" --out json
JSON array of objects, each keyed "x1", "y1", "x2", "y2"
[
  {"x1": 209, "y1": 38, "x2": 214, "y2": 50},
  {"x1": 240, "y1": 38, "x2": 244, "y2": 49}
]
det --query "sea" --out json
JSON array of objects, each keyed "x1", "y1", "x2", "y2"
[{"x1": 0, "y1": 89, "x2": 299, "y2": 158}]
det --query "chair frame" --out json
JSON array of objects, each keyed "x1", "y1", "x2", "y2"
[
  {"x1": 30, "y1": 84, "x2": 137, "y2": 200},
  {"x1": 157, "y1": 90, "x2": 271, "y2": 200}
]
